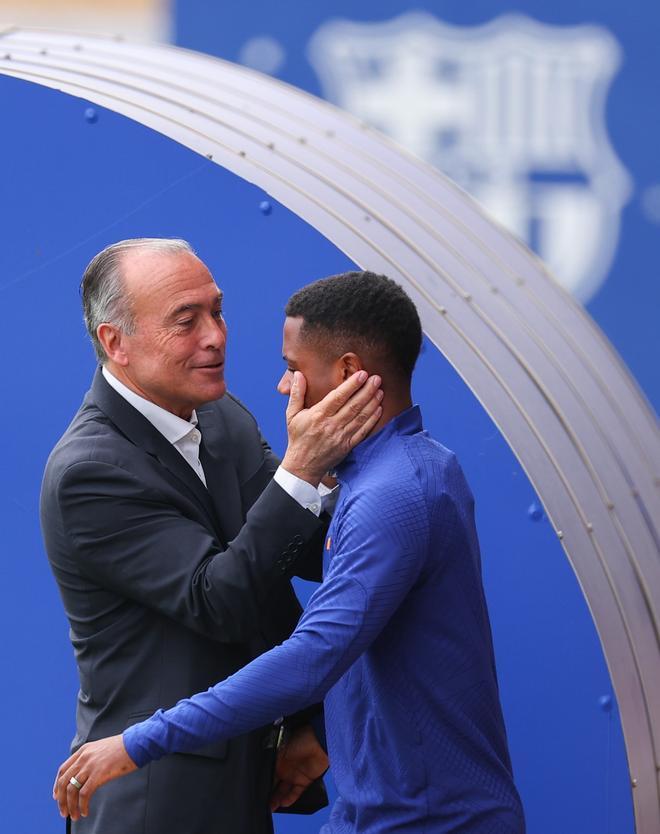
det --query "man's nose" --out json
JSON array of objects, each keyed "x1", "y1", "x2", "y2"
[
  {"x1": 202, "y1": 316, "x2": 226, "y2": 350},
  {"x1": 277, "y1": 371, "x2": 291, "y2": 395}
]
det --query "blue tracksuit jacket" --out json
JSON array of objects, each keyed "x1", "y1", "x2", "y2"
[{"x1": 124, "y1": 406, "x2": 525, "y2": 833}]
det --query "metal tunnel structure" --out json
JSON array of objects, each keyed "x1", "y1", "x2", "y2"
[{"x1": 0, "y1": 26, "x2": 658, "y2": 831}]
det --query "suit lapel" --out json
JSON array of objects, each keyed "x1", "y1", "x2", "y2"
[
  {"x1": 196, "y1": 405, "x2": 244, "y2": 542},
  {"x1": 89, "y1": 369, "x2": 226, "y2": 544}
]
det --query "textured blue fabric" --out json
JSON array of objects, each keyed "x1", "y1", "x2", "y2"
[{"x1": 124, "y1": 407, "x2": 525, "y2": 832}]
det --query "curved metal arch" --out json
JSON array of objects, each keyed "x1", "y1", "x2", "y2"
[{"x1": 1, "y1": 26, "x2": 658, "y2": 831}]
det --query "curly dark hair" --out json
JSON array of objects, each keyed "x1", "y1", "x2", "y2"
[{"x1": 285, "y1": 271, "x2": 422, "y2": 379}]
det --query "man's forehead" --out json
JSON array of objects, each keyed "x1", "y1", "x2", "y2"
[
  {"x1": 283, "y1": 316, "x2": 305, "y2": 337},
  {"x1": 282, "y1": 316, "x2": 304, "y2": 349},
  {"x1": 123, "y1": 248, "x2": 198, "y2": 281},
  {"x1": 122, "y1": 250, "x2": 221, "y2": 302}
]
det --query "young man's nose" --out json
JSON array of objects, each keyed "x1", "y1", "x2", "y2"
[{"x1": 277, "y1": 371, "x2": 291, "y2": 395}]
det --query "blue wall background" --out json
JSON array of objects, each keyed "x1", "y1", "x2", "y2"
[{"x1": 0, "y1": 1, "x2": 657, "y2": 831}]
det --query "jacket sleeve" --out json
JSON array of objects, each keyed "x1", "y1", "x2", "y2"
[
  {"x1": 122, "y1": 485, "x2": 430, "y2": 766},
  {"x1": 253, "y1": 428, "x2": 325, "y2": 584},
  {"x1": 55, "y1": 458, "x2": 323, "y2": 644}
]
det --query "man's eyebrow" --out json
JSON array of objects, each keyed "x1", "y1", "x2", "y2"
[
  {"x1": 169, "y1": 292, "x2": 223, "y2": 318},
  {"x1": 170, "y1": 302, "x2": 200, "y2": 316}
]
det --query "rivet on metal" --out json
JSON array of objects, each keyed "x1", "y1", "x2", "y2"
[
  {"x1": 586, "y1": 522, "x2": 593, "y2": 533},
  {"x1": 298, "y1": 136, "x2": 307, "y2": 144},
  {"x1": 598, "y1": 694, "x2": 612, "y2": 712},
  {"x1": 463, "y1": 292, "x2": 472, "y2": 301},
  {"x1": 267, "y1": 142, "x2": 275, "y2": 150},
  {"x1": 606, "y1": 501, "x2": 615, "y2": 510},
  {"x1": 515, "y1": 276, "x2": 525, "y2": 286},
  {"x1": 239, "y1": 150, "x2": 246, "y2": 157},
  {"x1": 557, "y1": 530, "x2": 564, "y2": 540},
  {"x1": 205, "y1": 153, "x2": 213, "y2": 160},
  {"x1": 439, "y1": 306, "x2": 447, "y2": 315},
  {"x1": 527, "y1": 502, "x2": 543, "y2": 522},
  {"x1": 631, "y1": 778, "x2": 638, "y2": 788},
  {"x1": 3, "y1": 53, "x2": 11, "y2": 60},
  {"x1": 84, "y1": 107, "x2": 98, "y2": 123},
  {"x1": 364, "y1": 215, "x2": 371, "y2": 222},
  {"x1": 490, "y1": 285, "x2": 499, "y2": 294},
  {"x1": 39, "y1": 48, "x2": 48, "y2": 56},
  {"x1": 259, "y1": 200, "x2": 272, "y2": 216}
]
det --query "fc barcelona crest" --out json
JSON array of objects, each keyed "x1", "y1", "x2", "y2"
[{"x1": 309, "y1": 14, "x2": 631, "y2": 301}]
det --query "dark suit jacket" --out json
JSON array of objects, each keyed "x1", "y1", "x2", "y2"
[{"x1": 40, "y1": 370, "x2": 325, "y2": 834}]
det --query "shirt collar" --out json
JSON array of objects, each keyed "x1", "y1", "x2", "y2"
[
  {"x1": 336, "y1": 405, "x2": 423, "y2": 478},
  {"x1": 102, "y1": 366, "x2": 198, "y2": 445}
]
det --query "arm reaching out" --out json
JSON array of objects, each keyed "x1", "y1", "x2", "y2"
[{"x1": 52, "y1": 432, "x2": 428, "y2": 825}]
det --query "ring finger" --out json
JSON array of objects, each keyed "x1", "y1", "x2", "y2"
[{"x1": 57, "y1": 764, "x2": 85, "y2": 820}]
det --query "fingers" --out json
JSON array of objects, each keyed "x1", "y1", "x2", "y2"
[
  {"x1": 54, "y1": 750, "x2": 83, "y2": 818},
  {"x1": 333, "y1": 373, "x2": 382, "y2": 438},
  {"x1": 285, "y1": 371, "x2": 307, "y2": 422},
  {"x1": 53, "y1": 735, "x2": 134, "y2": 821},
  {"x1": 58, "y1": 762, "x2": 91, "y2": 821},
  {"x1": 314, "y1": 370, "x2": 370, "y2": 416},
  {"x1": 324, "y1": 374, "x2": 383, "y2": 431},
  {"x1": 53, "y1": 752, "x2": 76, "y2": 799},
  {"x1": 344, "y1": 395, "x2": 383, "y2": 450},
  {"x1": 67, "y1": 768, "x2": 87, "y2": 820},
  {"x1": 270, "y1": 780, "x2": 291, "y2": 811},
  {"x1": 78, "y1": 774, "x2": 96, "y2": 819},
  {"x1": 280, "y1": 783, "x2": 305, "y2": 808},
  {"x1": 281, "y1": 371, "x2": 383, "y2": 485},
  {"x1": 270, "y1": 780, "x2": 305, "y2": 810}
]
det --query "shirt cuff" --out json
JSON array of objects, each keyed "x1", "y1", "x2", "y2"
[
  {"x1": 318, "y1": 482, "x2": 340, "y2": 516},
  {"x1": 274, "y1": 466, "x2": 323, "y2": 516}
]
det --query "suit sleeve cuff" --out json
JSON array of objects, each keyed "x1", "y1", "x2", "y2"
[{"x1": 274, "y1": 466, "x2": 322, "y2": 517}]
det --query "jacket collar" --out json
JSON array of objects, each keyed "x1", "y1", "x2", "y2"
[{"x1": 88, "y1": 368, "x2": 228, "y2": 544}]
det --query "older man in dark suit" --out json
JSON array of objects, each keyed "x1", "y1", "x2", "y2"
[{"x1": 40, "y1": 238, "x2": 383, "y2": 834}]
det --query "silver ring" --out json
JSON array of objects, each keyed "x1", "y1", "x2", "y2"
[{"x1": 70, "y1": 776, "x2": 83, "y2": 790}]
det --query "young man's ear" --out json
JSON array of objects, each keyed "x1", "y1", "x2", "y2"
[{"x1": 340, "y1": 353, "x2": 363, "y2": 380}]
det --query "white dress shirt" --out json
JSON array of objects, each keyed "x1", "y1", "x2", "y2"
[{"x1": 102, "y1": 367, "x2": 329, "y2": 516}]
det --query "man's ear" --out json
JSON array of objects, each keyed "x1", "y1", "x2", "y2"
[
  {"x1": 97, "y1": 323, "x2": 129, "y2": 366},
  {"x1": 339, "y1": 352, "x2": 364, "y2": 381}
]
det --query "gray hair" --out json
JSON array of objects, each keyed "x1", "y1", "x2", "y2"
[{"x1": 81, "y1": 237, "x2": 195, "y2": 362}]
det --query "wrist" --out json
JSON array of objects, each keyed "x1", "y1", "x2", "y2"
[{"x1": 280, "y1": 454, "x2": 323, "y2": 488}]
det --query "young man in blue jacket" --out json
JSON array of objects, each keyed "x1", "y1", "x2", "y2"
[{"x1": 55, "y1": 271, "x2": 525, "y2": 834}]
